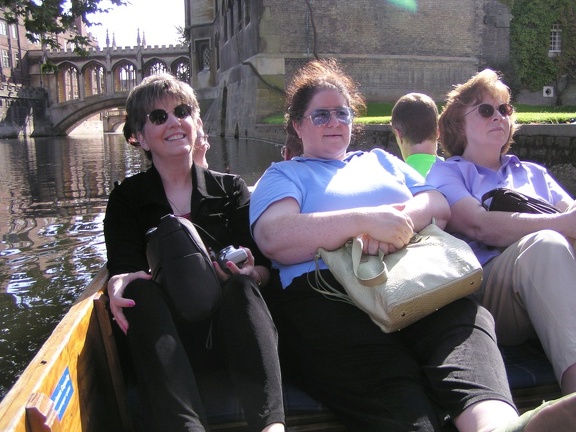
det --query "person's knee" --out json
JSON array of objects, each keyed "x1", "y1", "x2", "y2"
[
  {"x1": 221, "y1": 274, "x2": 257, "y2": 301},
  {"x1": 524, "y1": 229, "x2": 570, "y2": 251},
  {"x1": 124, "y1": 278, "x2": 163, "y2": 303}
]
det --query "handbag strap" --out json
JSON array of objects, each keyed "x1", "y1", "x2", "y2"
[
  {"x1": 308, "y1": 253, "x2": 355, "y2": 304},
  {"x1": 351, "y1": 237, "x2": 388, "y2": 287}
]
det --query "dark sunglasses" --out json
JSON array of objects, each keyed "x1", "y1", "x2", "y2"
[
  {"x1": 146, "y1": 104, "x2": 193, "y2": 125},
  {"x1": 465, "y1": 103, "x2": 514, "y2": 118},
  {"x1": 302, "y1": 107, "x2": 354, "y2": 126}
]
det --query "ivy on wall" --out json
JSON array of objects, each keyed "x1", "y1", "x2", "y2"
[{"x1": 510, "y1": 0, "x2": 576, "y2": 98}]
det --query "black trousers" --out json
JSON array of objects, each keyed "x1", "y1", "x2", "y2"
[
  {"x1": 122, "y1": 274, "x2": 284, "y2": 432},
  {"x1": 263, "y1": 270, "x2": 515, "y2": 432}
]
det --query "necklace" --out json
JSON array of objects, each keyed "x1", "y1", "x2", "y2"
[{"x1": 167, "y1": 197, "x2": 186, "y2": 216}]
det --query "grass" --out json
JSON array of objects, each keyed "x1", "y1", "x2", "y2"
[{"x1": 263, "y1": 102, "x2": 576, "y2": 125}]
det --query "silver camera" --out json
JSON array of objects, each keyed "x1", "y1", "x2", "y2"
[{"x1": 217, "y1": 246, "x2": 248, "y2": 273}]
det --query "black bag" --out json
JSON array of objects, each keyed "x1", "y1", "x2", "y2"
[
  {"x1": 481, "y1": 188, "x2": 561, "y2": 214},
  {"x1": 146, "y1": 214, "x2": 221, "y2": 322}
]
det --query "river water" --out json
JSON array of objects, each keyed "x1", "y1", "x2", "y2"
[{"x1": 0, "y1": 133, "x2": 283, "y2": 401}]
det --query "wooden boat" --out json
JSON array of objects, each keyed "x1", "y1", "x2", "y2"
[{"x1": 0, "y1": 266, "x2": 562, "y2": 432}]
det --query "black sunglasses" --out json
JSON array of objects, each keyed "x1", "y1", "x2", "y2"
[
  {"x1": 301, "y1": 107, "x2": 354, "y2": 126},
  {"x1": 146, "y1": 104, "x2": 193, "y2": 125},
  {"x1": 465, "y1": 103, "x2": 514, "y2": 118}
]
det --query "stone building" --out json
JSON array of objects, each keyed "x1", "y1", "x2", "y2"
[{"x1": 187, "y1": 0, "x2": 512, "y2": 137}]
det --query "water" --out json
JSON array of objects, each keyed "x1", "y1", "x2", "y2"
[{"x1": 0, "y1": 133, "x2": 283, "y2": 401}]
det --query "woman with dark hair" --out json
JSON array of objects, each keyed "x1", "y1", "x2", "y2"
[
  {"x1": 250, "y1": 59, "x2": 576, "y2": 431},
  {"x1": 104, "y1": 73, "x2": 285, "y2": 432},
  {"x1": 427, "y1": 69, "x2": 576, "y2": 395}
]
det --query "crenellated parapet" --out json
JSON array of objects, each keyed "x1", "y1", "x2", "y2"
[
  {"x1": 0, "y1": 83, "x2": 46, "y2": 100},
  {"x1": 43, "y1": 43, "x2": 188, "y2": 57}
]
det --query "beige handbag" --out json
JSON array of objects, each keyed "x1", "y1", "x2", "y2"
[{"x1": 310, "y1": 223, "x2": 483, "y2": 332}]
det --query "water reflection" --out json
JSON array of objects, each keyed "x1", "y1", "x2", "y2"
[{"x1": 0, "y1": 133, "x2": 282, "y2": 400}]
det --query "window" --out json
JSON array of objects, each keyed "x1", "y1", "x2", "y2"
[
  {"x1": 10, "y1": 24, "x2": 17, "y2": 39},
  {"x1": 84, "y1": 63, "x2": 105, "y2": 96},
  {"x1": 14, "y1": 51, "x2": 20, "y2": 69},
  {"x1": 174, "y1": 60, "x2": 190, "y2": 82},
  {"x1": 147, "y1": 61, "x2": 169, "y2": 76},
  {"x1": 1, "y1": 50, "x2": 10, "y2": 68},
  {"x1": 114, "y1": 63, "x2": 137, "y2": 92},
  {"x1": 195, "y1": 40, "x2": 210, "y2": 71},
  {"x1": 0, "y1": 21, "x2": 7, "y2": 36},
  {"x1": 549, "y1": 23, "x2": 562, "y2": 57}
]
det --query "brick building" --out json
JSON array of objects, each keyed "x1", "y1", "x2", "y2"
[
  {"x1": 0, "y1": 8, "x2": 92, "y2": 86},
  {"x1": 187, "y1": 0, "x2": 512, "y2": 137}
]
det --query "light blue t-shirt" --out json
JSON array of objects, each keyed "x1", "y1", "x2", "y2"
[
  {"x1": 427, "y1": 154, "x2": 572, "y2": 264},
  {"x1": 250, "y1": 149, "x2": 435, "y2": 288}
]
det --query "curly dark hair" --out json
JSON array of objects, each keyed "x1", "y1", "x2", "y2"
[{"x1": 284, "y1": 58, "x2": 366, "y2": 139}]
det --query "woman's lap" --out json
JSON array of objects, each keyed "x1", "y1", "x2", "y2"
[
  {"x1": 263, "y1": 271, "x2": 513, "y2": 431},
  {"x1": 480, "y1": 230, "x2": 576, "y2": 381},
  {"x1": 122, "y1": 276, "x2": 284, "y2": 431}
]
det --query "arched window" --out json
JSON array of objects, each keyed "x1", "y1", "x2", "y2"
[
  {"x1": 173, "y1": 59, "x2": 190, "y2": 82},
  {"x1": 113, "y1": 62, "x2": 137, "y2": 92},
  {"x1": 84, "y1": 63, "x2": 105, "y2": 96},
  {"x1": 145, "y1": 60, "x2": 169, "y2": 76},
  {"x1": 57, "y1": 63, "x2": 79, "y2": 102}
]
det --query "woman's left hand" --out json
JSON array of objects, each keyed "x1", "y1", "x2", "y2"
[
  {"x1": 213, "y1": 246, "x2": 256, "y2": 281},
  {"x1": 359, "y1": 234, "x2": 402, "y2": 256}
]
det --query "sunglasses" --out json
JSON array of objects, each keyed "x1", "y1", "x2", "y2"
[
  {"x1": 146, "y1": 104, "x2": 193, "y2": 125},
  {"x1": 302, "y1": 107, "x2": 354, "y2": 126},
  {"x1": 464, "y1": 103, "x2": 514, "y2": 118}
]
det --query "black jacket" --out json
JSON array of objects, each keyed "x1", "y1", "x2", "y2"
[{"x1": 104, "y1": 164, "x2": 267, "y2": 277}]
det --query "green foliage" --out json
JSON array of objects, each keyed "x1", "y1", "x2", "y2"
[
  {"x1": 510, "y1": 0, "x2": 576, "y2": 93},
  {"x1": 263, "y1": 103, "x2": 576, "y2": 125},
  {"x1": 0, "y1": 0, "x2": 127, "y2": 53}
]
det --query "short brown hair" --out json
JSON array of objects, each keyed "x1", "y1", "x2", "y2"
[
  {"x1": 438, "y1": 69, "x2": 518, "y2": 156},
  {"x1": 125, "y1": 73, "x2": 200, "y2": 137},
  {"x1": 391, "y1": 93, "x2": 438, "y2": 145}
]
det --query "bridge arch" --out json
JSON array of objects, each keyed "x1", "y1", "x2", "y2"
[
  {"x1": 28, "y1": 43, "x2": 192, "y2": 135},
  {"x1": 51, "y1": 94, "x2": 127, "y2": 136}
]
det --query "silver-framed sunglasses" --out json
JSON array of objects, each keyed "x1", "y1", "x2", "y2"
[{"x1": 301, "y1": 107, "x2": 354, "y2": 126}]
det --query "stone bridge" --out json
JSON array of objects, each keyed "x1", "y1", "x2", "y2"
[{"x1": 26, "y1": 41, "x2": 191, "y2": 135}]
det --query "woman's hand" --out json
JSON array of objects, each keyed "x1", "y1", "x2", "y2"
[
  {"x1": 107, "y1": 271, "x2": 152, "y2": 334},
  {"x1": 359, "y1": 234, "x2": 404, "y2": 256},
  {"x1": 213, "y1": 247, "x2": 269, "y2": 286}
]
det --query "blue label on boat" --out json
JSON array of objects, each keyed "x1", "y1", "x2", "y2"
[{"x1": 50, "y1": 367, "x2": 74, "y2": 420}]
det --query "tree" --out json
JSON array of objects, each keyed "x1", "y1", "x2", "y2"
[{"x1": 0, "y1": 0, "x2": 127, "y2": 55}]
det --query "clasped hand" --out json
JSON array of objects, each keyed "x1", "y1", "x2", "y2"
[{"x1": 360, "y1": 204, "x2": 414, "y2": 256}]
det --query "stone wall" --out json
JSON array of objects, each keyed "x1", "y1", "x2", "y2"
[
  {"x1": 0, "y1": 84, "x2": 53, "y2": 138},
  {"x1": 253, "y1": 124, "x2": 576, "y2": 197},
  {"x1": 201, "y1": 0, "x2": 512, "y2": 136}
]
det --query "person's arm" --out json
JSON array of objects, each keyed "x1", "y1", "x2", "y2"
[
  {"x1": 402, "y1": 190, "x2": 450, "y2": 231},
  {"x1": 253, "y1": 197, "x2": 414, "y2": 265},
  {"x1": 448, "y1": 195, "x2": 576, "y2": 247}
]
